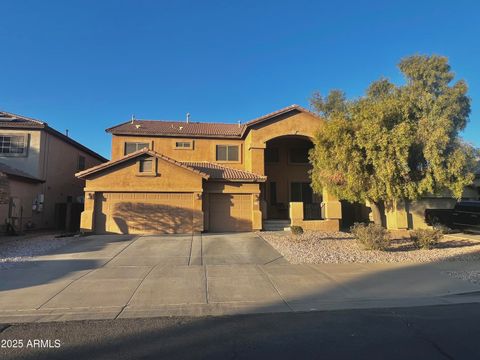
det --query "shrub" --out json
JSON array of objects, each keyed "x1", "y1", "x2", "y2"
[
  {"x1": 350, "y1": 222, "x2": 390, "y2": 250},
  {"x1": 290, "y1": 225, "x2": 304, "y2": 235},
  {"x1": 432, "y1": 223, "x2": 453, "y2": 234},
  {"x1": 410, "y1": 228, "x2": 443, "y2": 249}
]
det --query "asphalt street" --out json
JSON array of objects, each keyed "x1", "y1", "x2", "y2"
[{"x1": 1, "y1": 303, "x2": 480, "y2": 359}]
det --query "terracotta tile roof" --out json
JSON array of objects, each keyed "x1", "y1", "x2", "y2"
[
  {"x1": 106, "y1": 104, "x2": 323, "y2": 138},
  {"x1": 0, "y1": 110, "x2": 107, "y2": 162},
  {"x1": 0, "y1": 111, "x2": 45, "y2": 129},
  {"x1": 182, "y1": 161, "x2": 266, "y2": 182},
  {"x1": 106, "y1": 120, "x2": 246, "y2": 138},
  {"x1": 76, "y1": 148, "x2": 210, "y2": 179},
  {"x1": 0, "y1": 162, "x2": 43, "y2": 182}
]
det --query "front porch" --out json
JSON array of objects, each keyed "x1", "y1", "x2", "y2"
[{"x1": 260, "y1": 135, "x2": 342, "y2": 231}]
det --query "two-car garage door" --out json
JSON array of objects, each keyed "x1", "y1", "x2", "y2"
[{"x1": 94, "y1": 192, "x2": 194, "y2": 234}]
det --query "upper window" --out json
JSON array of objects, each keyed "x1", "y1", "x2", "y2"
[
  {"x1": 125, "y1": 142, "x2": 149, "y2": 155},
  {"x1": 265, "y1": 148, "x2": 279, "y2": 163},
  {"x1": 77, "y1": 155, "x2": 86, "y2": 171},
  {"x1": 139, "y1": 158, "x2": 154, "y2": 173},
  {"x1": 175, "y1": 141, "x2": 192, "y2": 149},
  {"x1": 0, "y1": 134, "x2": 27, "y2": 157},
  {"x1": 289, "y1": 148, "x2": 310, "y2": 164},
  {"x1": 216, "y1": 145, "x2": 239, "y2": 162}
]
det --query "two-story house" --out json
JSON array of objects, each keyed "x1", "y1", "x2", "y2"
[
  {"x1": 76, "y1": 105, "x2": 343, "y2": 234},
  {"x1": 0, "y1": 111, "x2": 107, "y2": 233}
]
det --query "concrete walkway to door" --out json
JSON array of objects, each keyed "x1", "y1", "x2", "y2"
[{"x1": 1, "y1": 232, "x2": 480, "y2": 323}]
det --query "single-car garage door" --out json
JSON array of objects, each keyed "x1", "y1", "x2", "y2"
[
  {"x1": 94, "y1": 192, "x2": 194, "y2": 234},
  {"x1": 209, "y1": 194, "x2": 253, "y2": 232}
]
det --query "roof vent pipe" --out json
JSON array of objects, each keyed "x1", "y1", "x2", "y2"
[
  {"x1": 131, "y1": 114, "x2": 135, "y2": 124},
  {"x1": 65, "y1": 129, "x2": 69, "y2": 137},
  {"x1": 186, "y1": 112, "x2": 190, "y2": 123},
  {"x1": 237, "y1": 120, "x2": 241, "y2": 128}
]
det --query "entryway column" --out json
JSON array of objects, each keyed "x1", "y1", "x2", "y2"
[
  {"x1": 192, "y1": 192, "x2": 204, "y2": 233},
  {"x1": 321, "y1": 189, "x2": 342, "y2": 220},
  {"x1": 80, "y1": 191, "x2": 95, "y2": 233}
]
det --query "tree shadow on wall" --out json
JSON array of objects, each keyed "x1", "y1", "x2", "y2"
[{"x1": 108, "y1": 202, "x2": 202, "y2": 234}]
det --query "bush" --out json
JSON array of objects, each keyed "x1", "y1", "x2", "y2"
[
  {"x1": 350, "y1": 223, "x2": 390, "y2": 250},
  {"x1": 431, "y1": 223, "x2": 454, "y2": 234},
  {"x1": 290, "y1": 225, "x2": 304, "y2": 235},
  {"x1": 410, "y1": 228, "x2": 443, "y2": 249}
]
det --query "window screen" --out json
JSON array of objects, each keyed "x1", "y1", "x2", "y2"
[
  {"x1": 139, "y1": 159, "x2": 153, "y2": 173},
  {"x1": 125, "y1": 142, "x2": 149, "y2": 155},
  {"x1": 216, "y1": 145, "x2": 239, "y2": 161},
  {"x1": 78, "y1": 155, "x2": 86, "y2": 171}
]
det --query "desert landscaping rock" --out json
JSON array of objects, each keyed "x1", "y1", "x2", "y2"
[
  {"x1": 259, "y1": 231, "x2": 480, "y2": 264},
  {"x1": 0, "y1": 233, "x2": 76, "y2": 269}
]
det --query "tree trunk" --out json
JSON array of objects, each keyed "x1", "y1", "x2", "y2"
[{"x1": 369, "y1": 200, "x2": 384, "y2": 226}]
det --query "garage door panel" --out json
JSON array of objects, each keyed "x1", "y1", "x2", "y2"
[
  {"x1": 209, "y1": 194, "x2": 252, "y2": 232},
  {"x1": 95, "y1": 192, "x2": 194, "y2": 234}
]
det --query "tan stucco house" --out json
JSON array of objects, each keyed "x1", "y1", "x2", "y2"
[
  {"x1": 77, "y1": 105, "x2": 343, "y2": 234},
  {"x1": 0, "y1": 111, "x2": 107, "y2": 232}
]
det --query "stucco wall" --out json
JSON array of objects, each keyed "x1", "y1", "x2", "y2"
[
  {"x1": 244, "y1": 111, "x2": 324, "y2": 174},
  {"x1": 111, "y1": 135, "x2": 245, "y2": 170},
  {"x1": 34, "y1": 132, "x2": 104, "y2": 229},
  {"x1": 84, "y1": 155, "x2": 204, "y2": 192}
]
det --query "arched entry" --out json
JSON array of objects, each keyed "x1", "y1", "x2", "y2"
[{"x1": 262, "y1": 135, "x2": 321, "y2": 220}]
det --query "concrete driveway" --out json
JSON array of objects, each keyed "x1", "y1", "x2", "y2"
[{"x1": 1, "y1": 232, "x2": 480, "y2": 323}]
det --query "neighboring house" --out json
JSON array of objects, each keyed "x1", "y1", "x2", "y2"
[
  {"x1": 391, "y1": 166, "x2": 480, "y2": 230},
  {"x1": 77, "y1": 105, "x2": 343, "y2": 234},
  {"x1": 0, "y1": 111, "x2": 107, "y2": 232}
]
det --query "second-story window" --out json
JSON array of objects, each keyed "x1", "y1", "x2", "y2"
[
  {"x1": 0, "y1": 134, "x2": 27, "y2": 157},
  {"x1": 77, "y1": 155, "x2": 86, "y2": 171},
  {"x1": 216, "y1": 145, "x2": 239, "y2": 161},
  {"x1": 175, "y1": 141, "x2": 192, "y2": 149},
  {"x1": 125, "y1": 142, "x2": 149, "y2": 155},
  {"x1": 289, "y1": 148, "x2": 310, "y2": 164},
  {"x1": 265, "y1": 148, "x2": 279, "y2": 163}
]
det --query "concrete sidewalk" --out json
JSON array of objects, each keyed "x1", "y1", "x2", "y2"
[{"x1": 1, "y1": 233, "x2": 480, "y2": 323}]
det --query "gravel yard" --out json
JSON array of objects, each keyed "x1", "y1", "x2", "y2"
[
  {"x1": 0, "y1": 233, "x2": 77, "y2": 269},
  {"x1": 259, "y1": 230, "x2": 480, "y2": 264}
]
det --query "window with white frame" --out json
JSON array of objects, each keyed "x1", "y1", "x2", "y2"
[
  {"x1": 175, "y1": 141, "x2": 192, "y2": 149},
  {"x1": 0, "y1": 134, "x2": 27, "y2": 156}
]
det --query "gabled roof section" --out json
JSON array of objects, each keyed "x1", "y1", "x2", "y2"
[
  {"x1": 242, "y1": 104, "x2": 321, "y2": 129},
  {"x1": 0, "y1": 163, "x2": 43, "y2": 182},
  {"x1": 75, "y1": 148, "x2": 210, "y2": 179},
  {"x1": 0, "y1": 111, "x2": 45, "y2": 129},
  {"x1": 182, "y1": 161, "x2": 266, "y2": 182},
  {"x1": 105, "y1": 105, "x2": 322, "y2": 139},
  {"x1": 0, "y1": 110, "x2": 107, "y2": 162}
]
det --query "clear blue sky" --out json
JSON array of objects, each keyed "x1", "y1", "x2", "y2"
[{"x1": 1, "y1": 0, "x2": 479, "y2": 158}]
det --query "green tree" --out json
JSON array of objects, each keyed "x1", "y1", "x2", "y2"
[{"x1": 310, "y1": 55, "x2": 477, "y2": 225}]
